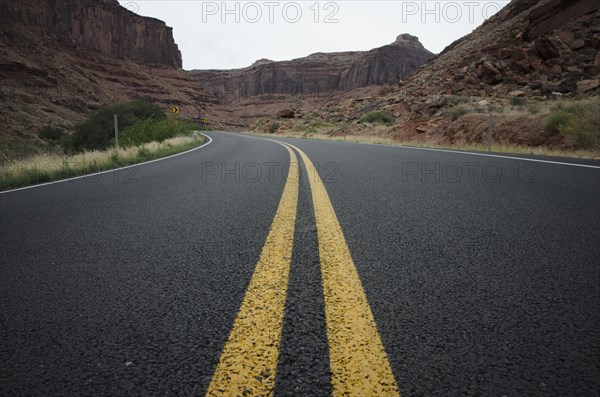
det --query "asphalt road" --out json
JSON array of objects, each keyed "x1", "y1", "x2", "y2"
[{"x1": 1, "y1": 131, "x2": 599, "y2": 396}]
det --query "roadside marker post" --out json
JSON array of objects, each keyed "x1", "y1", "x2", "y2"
[
  {"x1": 114, "y1": 114, "x2": 119, "y2": 149},
  {"x1": 488, "y1": 112, "x2": 493, "y2": 152}
]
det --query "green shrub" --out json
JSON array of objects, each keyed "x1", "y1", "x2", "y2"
[
  {"x1": 488, "y1": 104, "x2": 504, "y2": 114},
  {"x1": 269, "y1": 121, "x2": 280, "y2": 133},
  {"x1": 543, "y1": 111, "x2": 570, "y2": 136},
  {"x1": 526, "y1": 103, "x2": 541, "y2": 114},
  {"x1": 448, "y1": 106, "x2": 470, "y2": 121},
  {"x1": 66, "y1": 101, "x2": 166, "y2": 152},
  {"x1": 447, "y1": 96, "x2": 471, "y2": 106},
  {"x1": 137, "y1": 146, "x2": 151, "y2": 160},
  {"x1": 292, "y1": 122, "x2": 308, "y2": 132},
  {"x1": 253, "y1": 116, "x2": 268, "y2": 130},
  {"x1": 510, "y1": 97, "x2": 525, "y2": 107},
  {"x1": 38, "y1": 126, "x2": 64, "y2": 141},
  {"x1": 120, "y1": 118, "x2": 197, "y2": 146},
  {"x1": 543, "y1": 99, "x2": 600, "y2": 148},
  {"x1": 0, "y1": 138, "x2": 43, "y2": 162},
  {"x1": 360, "y1": 111, "x2": 394, "y2": 124}
]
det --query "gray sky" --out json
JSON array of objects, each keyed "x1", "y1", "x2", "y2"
[{"x1": 118, "y1": 1, "x2": 510, "y2": 70}]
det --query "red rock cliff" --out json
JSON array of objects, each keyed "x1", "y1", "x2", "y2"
[
  {"x1": 189, "y1": 34, "x2": 434, "y2": 104},
  {"x1": 0, "y1": 0, "x2": 182, "y2": 68}
]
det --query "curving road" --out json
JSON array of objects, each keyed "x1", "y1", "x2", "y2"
[{"x1": 1, "y1": 131, "x2": 599, "y2": 396}]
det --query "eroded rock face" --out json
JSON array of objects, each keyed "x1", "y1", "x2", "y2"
[
  {"x1": 0, "y1": 0, "x2": 239, "y2": 138},
  {"x1": 189, "y1": 34, "x2": 434, "y2": 104},
  {"x1": 0, "y1": 0, "x2": 182, "y2": 68},
  {"x1": 391, "y1": 0, "x2": 600, "y2": 101}
]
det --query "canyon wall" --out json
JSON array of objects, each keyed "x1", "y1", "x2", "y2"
[
  {"x1": 0, "y1": 0, "x2": 182, "y2": 68},
  {"x1": 190, "y1": 34, "x2": 434, "y2": 103}
]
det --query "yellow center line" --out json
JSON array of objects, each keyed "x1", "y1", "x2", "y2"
[
  {"x1": 206, "y1": 144, "x2": 299, "y2": 397},
  {"x1": 281, "y1": 142, "x2": 400, "y2": 397}
]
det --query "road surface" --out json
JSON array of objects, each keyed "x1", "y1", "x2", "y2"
[{"x1": 1, "y1": 131, "x2": 599, "y2": 396}]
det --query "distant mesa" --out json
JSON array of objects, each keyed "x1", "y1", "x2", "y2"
[
  {"x1": 190, "y1": 33, "x2": 434, "y2": 103},
  {"x1": 394, "y1": 33, "x2": 420, "y2": 43},
  {"x1": 252, "y1": 59, "x2": 274, "y2": 67}
]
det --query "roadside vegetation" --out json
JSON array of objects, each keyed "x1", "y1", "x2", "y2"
[
  {"x1": 251, "y1": 129, "x2": 600, "y2": 159},
  {"x1": 359, "y1": 110, "x2": 394, "y2": 125},
  {"x1": 0, "y1": 101, "x2": 206, "y2": 190},
  {"x1": 542, "y1": 98, "x2": 599, "y2": 149},
  {"x1": 250, "y1": 97, "x2": 600, "y2": 159}
]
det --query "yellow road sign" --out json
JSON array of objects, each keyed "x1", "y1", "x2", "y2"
[{"x1": 172, "y1": 105, "x2": 180, "y2": 114}]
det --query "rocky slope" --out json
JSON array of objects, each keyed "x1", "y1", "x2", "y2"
[
  {"x1": 395, "y1": 0, "x2": 599, "y2": 100},
  {"x1": 0, "y1": 0, "x2": 235, "y2": 143},
  {"x1": 268, "y1": 0, "x2": 599, "y2": 150},
  {"x1": 189, "y1": 34, "x2": 434, "y2": 103}
]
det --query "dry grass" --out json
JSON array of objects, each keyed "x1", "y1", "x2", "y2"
[
  {"x1": 250, "y1": 130, "x2": 600, "y2": 160},
  {"x1": 250, "y1": 97, "x2": 600, "y2": 160},
  {"x1": 1, "y1": 134, "x2": 204, "y2": 190}
]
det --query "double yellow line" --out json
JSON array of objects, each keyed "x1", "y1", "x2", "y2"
[{"x1": 207, "y1": 141, "x2": 399, "y2": 397}]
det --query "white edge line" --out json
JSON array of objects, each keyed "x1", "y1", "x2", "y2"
[
  {"x1": 223, "y1": 131, "x2": 600, "y2": 170},
  {"x1": 0, "y1": 133, "x2": 213, "y2": 195},
  {"x1": 366, "y1": 144, "x2": 600, "y2": 169}
]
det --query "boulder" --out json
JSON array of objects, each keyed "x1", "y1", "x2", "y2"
[
  {"x1": 425, "y1": 95, "x2": 446, "y2": 109},
  {"x1": 509, "y1": 90, "x2": 526, "y2": 97},
  {"x1": 556, "y1": 75, "x2": 579, "y2": 93},
  {"x1": 529, "y1": 81, "x2": 544, "y2": 90},
  {"x1": 476, "y1": 60, "x2": 503, "y2": 85},
  {"x1": 577, "y1": 79, "x2": 600, "y2": 93},
  {"x1": 277, "y1": 109, "x2": 296, "y2": 119},
  {"x1": 569, "y1": 38, "x2": 586, "y2": 50},
  {"x1": 483, "y1": 62, "x2": 504, "y2": 85},
  {"x1": 510, "y1": 58, "x2": 532, "y2": 73},
  {"x1": 558, "y1": 32, "x2": 585, "y2": 50},
  {"x1": 535, "y1": 37, "x2": 559, "y2": 60},
  {"x1": 540, "y1": 83, "x2": 560, "y2": 95},
  {"x1": 416, "y1": 125, "x2": 428, "y2": 134},
  {"x1": 583, "y1": 65, "x2": 600, "y2": 76}
]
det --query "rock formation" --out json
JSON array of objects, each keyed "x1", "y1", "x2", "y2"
[
  {"x1": 393, "y1": 0, "x2": 600, "y2": 100},
  {"x1": 260, "y1": 0, "x2": 600, "y2": 149},
  {"x1": 0, "y1": 0, "x2": 239, "y2": 139},
  {"x1": 0, "y1": 0, "x2": 182, "y2": 68},
  {"x1": 189, "y1": 34, "x2": 434, "y2": 103}
]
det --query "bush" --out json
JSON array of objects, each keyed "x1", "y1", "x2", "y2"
[
  {"x1": 543, "y1": 98, "x2": 600, "y2": 148},
  {"x1": 38, "y1": 126, "x2": 64, "y2": 141},
  {"x1": 120, "y1": 118, "x2": 197, "y2": 146},
  {"x1": 448, "y1": 106, "x2": 470, "y2": 121},
  {"x1": 269, "y1": 121, "x2": 280, "y2": 133},
  {"x1": 0, "y1": 138, "x2": 43, "y2": 162},
  {"x1": 526, "y1": 103, "x2": 541, "y2": 114},
  {"x1": 543, "y1": 110, "x2": 570, "y2": 136},
  {"x1": 253, "y1": 117, "x2": 268, "y2": 130},
  {"x1": 510, "y1": 97, "x2": 525, "y2": 107},
  {"x1": 292, "y1": 122, "x2": 308, "y2": 132},
  {"x1": 360, "y1": 111, "x2": 394, "y2": 124},
  {"x1": 488, "y1": 104, "x2": 504, "y2": 114},
  {"x1": 66, "y1": 101, "x2": 166, "y2": 152}
]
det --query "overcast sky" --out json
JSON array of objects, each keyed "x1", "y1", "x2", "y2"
[{"x1": 117, "y1": 1, "x2": 510, "y2": 70}]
